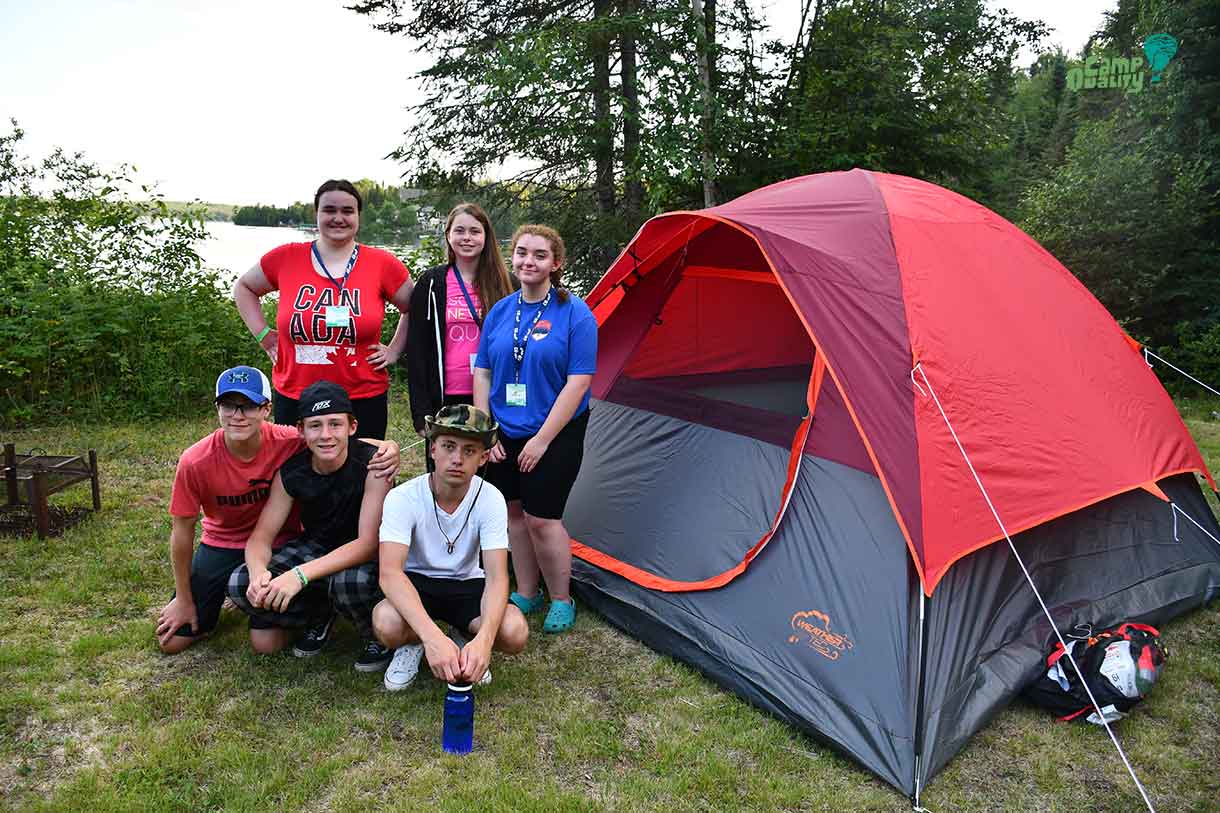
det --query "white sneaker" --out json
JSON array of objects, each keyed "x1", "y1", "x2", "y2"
[
  {"x1": 448, "y1": 628, "x2": 493, "y2": 685},
  {"x1": 383, "y1": 644, "x2": 424, "y2": 691}
]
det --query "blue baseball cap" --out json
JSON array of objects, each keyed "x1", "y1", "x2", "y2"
[{"x1": 215, "y1": 366, "x2": 272, "y2": 405}]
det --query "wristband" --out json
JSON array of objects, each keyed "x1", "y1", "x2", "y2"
[
  {"x1": 255, "y1": 325, "x2": 272, "y2": 343},
  {"x1": 293, "y1": 566, "x2": 308, "y2": 586}
]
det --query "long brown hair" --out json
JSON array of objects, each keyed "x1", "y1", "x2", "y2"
[
  {"x1": 444, "y1": 203, "x2": 512, "y2": 309},
  {"x1": 510, "y1": 224, "x2": 569, "y2": 303}
]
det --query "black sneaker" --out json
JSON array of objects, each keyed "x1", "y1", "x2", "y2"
[
  {"x1": 292, "y1": 613, "x2": 336, "y2": 658},
  {"x1": 354, "y1": 639, "x2": 393, "y2": 673}
]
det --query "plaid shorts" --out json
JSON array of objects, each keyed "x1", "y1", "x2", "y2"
[{"x1": 226, "y1": 538, "x2": 383, "y2": 637}]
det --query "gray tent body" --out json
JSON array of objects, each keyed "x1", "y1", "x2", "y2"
[{"x1": 566, "y1": 397, "x2": 1220, "y2": 796}]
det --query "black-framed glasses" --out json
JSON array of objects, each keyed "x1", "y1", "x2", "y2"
[{"x1": 217, "y1": 401, "x2": 265, "y2": 416}]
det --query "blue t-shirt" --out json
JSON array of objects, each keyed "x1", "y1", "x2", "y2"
[{"x1": 475, "y1": 290, "x2": 597, "y2": 439}]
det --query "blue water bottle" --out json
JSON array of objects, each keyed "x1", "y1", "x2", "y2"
[{"x1": 442, "y1": 682, "x2": 474, "y2": 754}]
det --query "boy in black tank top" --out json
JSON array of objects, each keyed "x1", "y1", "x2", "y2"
[{"x1": 227, "y1": 380, "x2": 395, "y2": 672}]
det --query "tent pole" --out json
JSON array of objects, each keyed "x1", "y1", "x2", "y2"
[{"x1": 911, "y1": 588, "x2": 930, "y2": 810}]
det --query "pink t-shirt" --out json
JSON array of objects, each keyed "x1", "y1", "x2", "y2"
[
  {"x1": 169, "y1": 422, "x2": 304, "y2": 549},
  {"x1": 443, "y1": 267, "x2": 483, "y2": 396}
]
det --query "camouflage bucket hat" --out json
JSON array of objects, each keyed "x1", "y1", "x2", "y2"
[{"x1": 424, "y1": 404, "x2": 498, "y2": 448}]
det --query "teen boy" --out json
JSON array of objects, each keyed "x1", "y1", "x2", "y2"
[
  {"x1": 157, "y1": 367, "x2": 398, "y2": 655},
  {"x1": 374, "y1": 404, "x2": 529, "y2": 690},
  {"x1": 226, "y1": 380, "x2": 395, "y2": 671}
]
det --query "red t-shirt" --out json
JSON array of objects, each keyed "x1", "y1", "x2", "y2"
[
  {"x1": 261, "y1": 243, "x2": 410, "y2": 399},
  {"x1": 169, "y1": 422, "x2": 304, "y2": 549}
]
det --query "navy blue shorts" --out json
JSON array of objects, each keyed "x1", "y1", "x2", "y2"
[{"x1": 171, "y1": 543, "x2": 245, "y2": 638}]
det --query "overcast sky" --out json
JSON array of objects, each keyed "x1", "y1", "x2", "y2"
[{"x1": 1, "y1": 0, "x2": 1116, "y2": 206}]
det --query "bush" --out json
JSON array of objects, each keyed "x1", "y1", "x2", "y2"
[
  {"x1": 1159, "y1": 320, "x2": 1220, "y2": 399},
  {"x1": 0, "y1": 122, "x2": 264, "y2": 425}
]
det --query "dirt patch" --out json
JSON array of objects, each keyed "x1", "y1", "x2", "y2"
[
  {"x1": 0, "y1": 504, "x2": 94, "y2": 538},
  {"x1": 8, "y1": 715, "x2": 108, "y2": 799}
]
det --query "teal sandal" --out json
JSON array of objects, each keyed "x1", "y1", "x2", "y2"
[
  {"x1": 509, "y1": 590, "x2": 546, "y2": 614},
  {"x1": 543, "y1": 598, "x2": 576, "y2": 633}
]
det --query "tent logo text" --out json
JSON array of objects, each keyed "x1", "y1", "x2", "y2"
[{"x1": 788, "y1": 609, "x2": 854, "y2": 660}]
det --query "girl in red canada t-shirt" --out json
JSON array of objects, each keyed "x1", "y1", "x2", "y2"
[{"x1": 234, "y1": 179, "x2": 413, "y2": 439}]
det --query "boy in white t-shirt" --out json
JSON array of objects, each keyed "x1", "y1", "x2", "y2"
[{"x1": 374, "y1": 404, "x2": 529, "y2": 690}]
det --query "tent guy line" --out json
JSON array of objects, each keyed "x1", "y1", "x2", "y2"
[
  {"x1": 1172, "y1": 502, "x2": 1220, "y2": 548},
  {"x1": 1144, "y1": 348, "x2": 1220, "y2": 398},
  {"x1": 912, "y1": 362, "x2": 1157, "y2": 813}
]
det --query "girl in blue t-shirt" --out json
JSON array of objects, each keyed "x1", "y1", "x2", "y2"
[{"x1": 474, "y1": 225, "x2": 596, "y2": 634}]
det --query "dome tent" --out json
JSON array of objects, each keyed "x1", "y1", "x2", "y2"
[{"x1": 563, "y1": 169, "x2": 1220, "y2": 799}]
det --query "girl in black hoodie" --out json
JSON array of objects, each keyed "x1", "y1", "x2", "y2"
[{"x1": 404, "y1": 203, "x2": 514, "y2": 469}]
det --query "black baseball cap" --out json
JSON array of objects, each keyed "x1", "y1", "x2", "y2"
[{"x1": 297, "y1": 380, "x2": 353, "y2": 418}]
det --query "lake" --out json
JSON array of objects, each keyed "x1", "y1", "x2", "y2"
[
  {"x1": 197, "y1": 221, "x2": 315, "y2": 284},
  {"x1": 197, "y1": 221, "x2": 426, "y2": 285}
]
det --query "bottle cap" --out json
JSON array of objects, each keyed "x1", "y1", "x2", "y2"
[{"x1": 447, "y1": 682, "x2": 473, "y2": 692}]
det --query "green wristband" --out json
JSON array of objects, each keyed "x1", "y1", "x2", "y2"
[
  {"x1": 293, "y1": 566, "x2": 308, "y2": 586},
  {"x1": 255, "y1": 325, "x2": 272, "y2": 342}
]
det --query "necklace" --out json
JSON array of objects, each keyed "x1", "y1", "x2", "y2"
[{"x1": 430, "y1": 472, "x2": 484, "y2": 555}]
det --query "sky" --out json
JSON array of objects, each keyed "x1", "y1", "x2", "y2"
[{"x1": 1, "y1": 0, "x2": 1117, "y2": 206}]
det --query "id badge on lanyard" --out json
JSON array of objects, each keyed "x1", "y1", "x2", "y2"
[
  {"x1": 325, "y1": 305, "x2": 351, "y2": 327},
  {"x1": 505, "y1": 383, "x2": 527, "y2": 407},
  {"x1": 313, "y1": 242, "x2": 359, "y2": 327}
]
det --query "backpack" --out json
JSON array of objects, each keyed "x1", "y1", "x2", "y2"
[{"x1": 1022, "y1": 623, "x2": 1168, "y2": 724}]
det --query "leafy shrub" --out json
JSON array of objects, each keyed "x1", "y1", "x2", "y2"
[
  {"x1": 1159, "y1": 320, "x2": 1220, "y2": 399},
  {"x1": 0, "y1": 122, "x2": 263, "y2": 425}
]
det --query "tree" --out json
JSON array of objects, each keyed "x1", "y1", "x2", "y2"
[
  {"x1": 346, "y1": 0, "x2": 755, "y2": 284},
  {"x1": 760, "y1": 0, "x2": 1046, "y2": 202},
  {"x1": 346, "y1": 0, "x2": 1048, "y2": 288},
  {"x1": 1017, "y1": 0, "x2": 1220, "y2": 352}
]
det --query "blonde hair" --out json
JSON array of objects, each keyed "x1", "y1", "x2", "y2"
[
  {"x1": 510, "y1": 224, "x2": 569, "y2": 302},
  {"x1": 444, "y1": 203, "x2": 513, "y2": 308}
]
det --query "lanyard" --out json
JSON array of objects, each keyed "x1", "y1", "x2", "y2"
[
  {"x1": 311, "y1": 242, "x2": 359, "y2": 293},
  {"x1": 511, "y1": 287, "x2": 552, "y2": 384},
  {"x1": 450, "y1": 266, "x2": 482, "y2": 327}
]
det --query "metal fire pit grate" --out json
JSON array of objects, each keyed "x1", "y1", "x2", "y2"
[{"x1": 2, "y1": 443, "x2": 101, "y2": 538}]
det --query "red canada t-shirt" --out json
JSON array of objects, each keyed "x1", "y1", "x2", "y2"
[
  {"x1": 169, "y1": 422, "x2": 304, "y2": 549},
  {"x1": 261, "y1": 243, "x2": 410, "y2": 399}
]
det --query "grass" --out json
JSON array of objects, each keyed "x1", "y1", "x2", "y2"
[{"x1": 1, "y1": 392, "x2": 1219, "y2": 811}]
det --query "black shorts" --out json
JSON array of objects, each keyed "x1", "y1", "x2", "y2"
[
  {"x1": 172, "y1": 543, "x2": 246, "y2": 638},
  {"x1": 409, "y1": 572, "x2": 485, "y2": 633},
  {"x1": 274, "y1": 389, "x2": 388, "y2": 440},
  {"x1": 484, "y1": 408, "x2": 589, "y2": 520}
]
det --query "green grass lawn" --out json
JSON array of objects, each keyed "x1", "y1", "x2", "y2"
[{"x1": 2, "y1": 393, "x2": 1219, "y2": 812}]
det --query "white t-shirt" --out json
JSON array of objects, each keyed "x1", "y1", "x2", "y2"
[{"x1": 379, "y1": 474, "x2": 509, "y2": 580}]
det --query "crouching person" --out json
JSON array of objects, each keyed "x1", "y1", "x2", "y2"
[
  {"x1": 374, "y1": 405, "x2": 528, "y2": 691},
  {"x1": 156, "y1": 366, "x2": 398, "y2": 655},
  {"x1": 227, "y1": 380, "x2": 395, "y2": 671}
]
